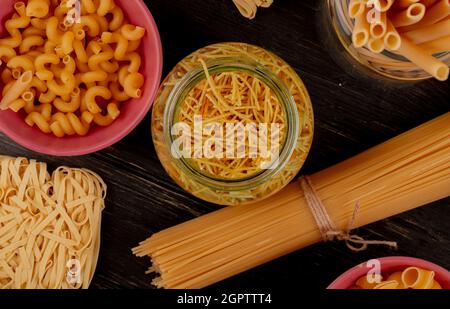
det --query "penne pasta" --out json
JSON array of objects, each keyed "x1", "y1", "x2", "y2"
[
  {"x1": 374, "y1": 0, "x2": 395, "y2": 12},
  {"x1": 401, "y1": 267, "x2": 435, "y2": 289},
  {"x1": 349, "y1": 0, "x2": 365, "y2": 18},
  {"x1": 355, "y1": 274, "x2": 384, "y2": 289},
  {"x1": 370, "y1": 12, "x2": 387, "y2": 38},
  {"x1": 384, "y1": 19, "x2": 401, "y2": 50},
  {"x1": 399, "y1": 0, "x2": 450, "y2": 31},
  {"x1": 345, "y1": 0, "x2": 450, "y2": 81},
  {"x1": 396, "y1": 36, "x2": 449, "y2": 81},
  {"x1": 21, "y1": 90, "x2": 34, "y2": 102},
  {"x1": 389, "y1": 3, "x2": 426, "y2": 27},
  {"x1": 352, "y1": 11, "x2": 370, "y2": 47},
  {"x1": 419, "y1": 35, "x2": 450, "y2": 54},
  {"x1": 7, "y1": 98, "x2": 27, "y2": 112},
  {"x1": 386, "y1": 272, "x2": 405, "y2": 288},
  {"x1": 367, "y1": 37, "x2": 385, "y2": 53},
  {"x1": 373, "y1": 280, "x2": 399, "y2": 289},
  {"x1": 393, "y1": 0, "x2": 420, "y2": 10},
  {"x1": 421, "y1": 0, "x2": 439, "y2": 6},
  {"x1": 355, "y1": 265, "x2": 443, "y2": 290},
  {"x1": 431, "y1": 280, "x2": 442, "y2": 289}
]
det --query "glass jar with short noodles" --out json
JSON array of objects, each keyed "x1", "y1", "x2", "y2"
[
  {"x1": 319, "y1": 0, "x2": 450, "y2": 83},
  {"x1": 151, "y1": 43, "x2": 314, "y2": 205}
]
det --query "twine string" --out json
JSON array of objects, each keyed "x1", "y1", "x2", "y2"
[{"x1": 300, "y1": 176, "x2": 398, "y2": 252}]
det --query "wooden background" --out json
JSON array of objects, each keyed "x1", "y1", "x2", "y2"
[{"x1": 0, "y1": 0, "x2": 449, "y2": 289}]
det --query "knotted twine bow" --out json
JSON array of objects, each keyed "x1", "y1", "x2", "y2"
[{"x1": 300, "y1": 176, "x2": 398, "y2": 252}]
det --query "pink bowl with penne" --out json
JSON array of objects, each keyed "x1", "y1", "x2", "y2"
[
  {"x1": 0, "y1": 0, "x2": 163, "y2": 156},
  {"x1": 328, "y1": 256, "x2": 450, "y2": 289}
]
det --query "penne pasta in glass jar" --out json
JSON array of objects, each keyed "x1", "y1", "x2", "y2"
[
  {"x1": 151, "y1": 43, "x2": 314, "y2": 205},
  {"x1": 319, "y1": 0, "x2": 450, "y2": 82}
]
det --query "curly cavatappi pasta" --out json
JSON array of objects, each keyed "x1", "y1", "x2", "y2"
[
  {"x1": 0, "y1": 0, "x2": 146, "y2": 137},
  {"x1": 0, "y1": 155, "x2": 107, "y2": 289}
]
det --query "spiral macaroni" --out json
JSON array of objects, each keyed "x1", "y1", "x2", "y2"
[{"x1": 0, "y1": 0, "x2": 146, "y2": 137}]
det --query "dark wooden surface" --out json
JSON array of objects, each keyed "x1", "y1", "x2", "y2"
[{"x1": 1, "y1": 0, "x2": 449, "y2": 289}]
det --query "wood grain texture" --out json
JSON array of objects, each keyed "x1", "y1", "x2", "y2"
[{"x1": 0, "y1": 0, "x2": 449, "y2": 289}]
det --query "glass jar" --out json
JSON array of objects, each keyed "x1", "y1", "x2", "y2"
[
  {"x1": 151, "y1": 43, "x2": 314, "y2": 205},
  {"x1": 319, "y1": 0, "x2": 450, "y2": 82}
]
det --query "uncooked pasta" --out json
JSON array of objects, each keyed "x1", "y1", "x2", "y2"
[
  {"x1": 355, "y1": 266, "x2": 442, "y2": 289},
  {"x1": 232, "y1": 0, "x2": 274, "y2": 19},
  {"x1": 0, "y1": 156, "x2": 106, "y2": 289},
  {"x1": 135, "y1": 113, "x2": 450, "y2": 289},
  {"x1": 176, "y1": 63, "x2": 286, "y2": 180},
  {"x1": 151, "y1": 42, "x2": 314, "y2": 205}
]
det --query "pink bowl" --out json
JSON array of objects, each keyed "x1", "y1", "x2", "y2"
[
  {"x1": 328, "y1": 256, "x2": 450, "y2": 289},
  {"x1": 0, "y1": 0, "x2": 163, "y2": 156}
]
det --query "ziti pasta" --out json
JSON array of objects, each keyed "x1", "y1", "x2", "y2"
[
  {"x1": 0, "y1": 156, "x2": 107, "y2": 289},
  {"x1": 0, "y1": 0, "x2": 146, "y2": 137}
]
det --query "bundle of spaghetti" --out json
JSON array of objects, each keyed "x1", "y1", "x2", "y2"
[
  {"x1": 347, "y1": 0, "x2": 450, "y2": 81},
  {"x1": 0, "y1": 156, "x2": 106, "y2": 289},
  {"x1": 134, "y1": 113, "x2": 450, "y2": 289},
  {"x1": 232, "y1": 0, "x2": 273, "y2": 19}
]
